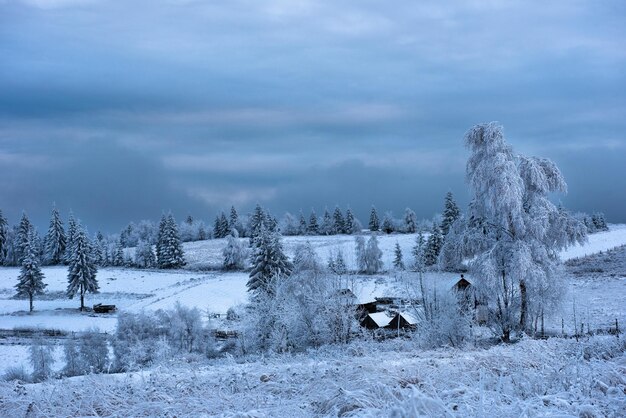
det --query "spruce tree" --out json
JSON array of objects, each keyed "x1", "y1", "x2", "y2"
[
  {"x1": 66, "y1": 226, "x2": 98, "y2": 311},
  {"x1": 382, "y1": 213, "x2": 394, "y2": 234},
  {"x1": 249, "y1": 204, "x2": 266, "y2": 245},
  {"x1": 441, "y1": 192, "x2": 461, "y2": 236},
  {"x1": 333, "y1": 206, "x2": 345, "y2": 234},
  {"x1": 92, "y1": 232, "x2": 106, "y2": 266},
  {"x1": 229, "y1": 206, "x2": 239, "y2": 230},
  {"x1": 0, "y1": 209, "x2": 8, "y2": 265},
  {"x1": 16, "y1": 231, "x2": 47, "y2": 312},
  {"x1": 44, "y1": 205, "x2": 66, "y2": 265},
  {"x1": 247, "y1": 227, "x2": 292, "y2": 296},
  {"x1": 369, "y1": 206, "x2": 380, "y2": 232},
  {"x1": 307, "y1": 209, "x2": 319, "y2": 235},
  {"x1": 112, "y1": 239, "x2": 125, "y2": 267},
  {"x1": 220, "y1": 212, "x2": 230, "y2": 236},
  {"x1": 64, "y1": 212, "x2": 77, "y2": 264},
  {"x1": 424, "y1": 223, "x2": 443, "y2": 266},
  {"x1": 213, "y1": 214, "x2": 222, "y2": 239},
  {"x1": 321, "y1": 208, "x2": 334, "y2": 235},
  {"x1": 411, "y1": 231, "x2": 426, "y2": 271},
  {"x1": 403, "y1": 208, "x2": 417, "y2": 233},
  {"x1": 298, "y1": 211, "x2": 308, "y2": 235},
  {"x1": 345, "y1": 208, "x2": 356, "y2": 234},
  {"x1": 135, "y1": 240, "x2": 156, "y2": 268},
  {"x1": 393, "y1": 242, "x2": 404, "y2": 270},
  {"x1": 17, "y1": 212, "x2": 33, "y2": 263},
  {"x1": 157, "y1": 214, "x2": 185, "y2": 269}
]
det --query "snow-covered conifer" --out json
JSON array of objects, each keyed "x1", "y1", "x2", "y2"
[
  {"x1": 157, "y1": 214, "x2": 185, "y2": 269},
  {"x1": 247, "y1": 227, "x2": 292, "y2": 297},
  {"x1": 229, "y1": 206, "x2": 239, "y2": 230},
  {"x1": 112, "y1": 239, "x2": 125, "y2": 267},
  {"x1": 382, "y1": 212, "x2": 394, "y2": 234},
  {"x1": 135, "y1": 240, "x2": 156, "y2": 268},
  {"x1": 17, "y1": 212, "x2": 33, "y2": 263},
  {"x1": 298, "y1": 211, "x2": 307, "y2": 235},
  {"x1": 0, "y1": 210, "x2": 8, "y2": 264},
  {"x1": 66, "y1": 225, "x2": 98, "y2": 311},
  {"x1": 393, "y1": 242, "x2": 404, "y2": 270},
  {"x1": 333, "y1": 206, "x2": 345, "y2": 234},
  {"x1": 344, "y1": 207, "x2": 357, "y2": 234},
  {"x1": 15, "y1": 230, "x2": 46, "y2": 312},
  {"x1": 307, "y1": 209, "x2": 319, "y2": 235},
  {"x1": 44, "y1": 205, "x2": 66, "y2": 265},
  {"x1": 441, "y1": 192, "x2": 461, "y2": 236},
  {"x1": 320, "y1": 208, "x2": 334, "y2": 235},
  {"x1": 64, "y1": 212, "x2": 77, "y2": 264},
  {"x1": 411, "y1": 231, "x2": 426, "y2": 271},
  {"x1": 369, "y1": 206, "x2": 380, "y2": 232},
  {"x1": 249, "y1": 204, "x2": 266, "y2": 245},
  {"x1": 423, "y1": 223, "x2": 443, "y2": 266},
  {"x1": 403, "y1": 208, "x2": 417, "y2": 233}
]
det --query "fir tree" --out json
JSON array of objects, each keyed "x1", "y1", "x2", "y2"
[
  {"x1": 157, "y1": 214, "x2": 185, "y2": 269},
  {"x1": 185, "y1": 215, "x2": 194, "y2": 225},
  {"x1": 308, "y1": 209, "x2": 319, "y2": 235},
  {"x1": 393, "y1": 242, "x2": 404, "y2": 270},
  {"x1": 92, "y1": 232, "x2": 106, "y2": 266},
  {"x1": 15, "y1": 231, "x2": 47, "y2": 312},
  {"x1": 403, "y1": 208, "x2": 417, "y2": 233},
  {"x1": 441, "y1": 192, "x2": 461, "y2": 236},
  {"x1": 382, "y1": 213, "x2": 394, "y2": 234},
  {"x1": 298, "y1": 211, "x2": 308, "y2": 235},
  {"x1": 66, "y1": 226, "x2": 98, "y2": 311},
  {"x1": 411, "y1": 231, "x2": 426, "y2": 271},
  {"x1": 220, "y1": 212, "x2": 230, "y2": 236},
  {"x1": 64, "y1": 212, "x2": 77, "y2": 264},
  {"x1": 333, "y1": 206, "x2": 345, "y2": 234},
  {"x1": 135, "y1": 240, "x2": 156, "y2": 268},
  {"x1": 17, "y1": 212, "x2": 33, "y2": 263},
  {"x1": 112, "y1": 239, "x2": 125, "y2": 267},
  {"x1": 156, "y1": 214, "x2": 167, "y2": 263},
  {"x1": 247, "y1": 227, "x2": 292, "y2": 296},
  {"x1": 423, "y1": 223, "x2": 443, "y2": 266},
  {"x1": 249, "y1": 204, "x2": 266, "y2": 245},
  {"x1": 0, "y1": 210, "x2": 8, "y2": 265},
  {"x1": 44, "y1": 205, "x2": 66, "y2": 265},
  {"x1": 345, "y1": 208, "x2": 356, "y2": 234},
  {"x1": 320, "y1": 208, "x2": 334, "y2": 235},
  {"x1": 229, "y1": 206, "x2": 240, "y2": 233},
  {"x1": 369, "y1": 206, "x2": 380, "y2": 232}
]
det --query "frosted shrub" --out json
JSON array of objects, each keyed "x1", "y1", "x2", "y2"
[
  {"x1": 29, "y1": 338, "x2": 54, "y2": 382},
  {"x1": 157, "y1": 302, "x2": 212, "y2": 354},
  {"x1": 2, "y1": 366, "x2": 30, "y2": 383},
  {"x1": 113, "y1": 311, "x2": 165, "y2": 371},
  {"x1": 79, "y1": 328, "x2": 110, "y2": 373}
]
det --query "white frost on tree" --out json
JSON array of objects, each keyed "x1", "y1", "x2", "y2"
[
  {"x1": 66, "y1": 225, "x2": 99, "y2": 311},
  {"x1": 222, "y1": 230, "x2": 246, "y2": 271},
  {"x1": 462, "y1": 122, "x2": 586, "y2": 341},
  {"x1": 44, "y1": 205, "x2": 66, "y2": 265},
  {"x1": 15, "y1": 230, "x2": 47, "y2": 312}
]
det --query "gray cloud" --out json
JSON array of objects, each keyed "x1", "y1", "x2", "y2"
[{"x1": 0, "y1": 0, "x2": 625, "y2": 231}]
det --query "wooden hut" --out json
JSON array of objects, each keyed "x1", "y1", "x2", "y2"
[{"x1": 360, "y1": 312, "x2": 392, "y2": 329}]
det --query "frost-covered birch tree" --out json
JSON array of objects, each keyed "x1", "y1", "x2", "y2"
[{"x1": 463, "y1": 122, "x2": 586, "y2": 341}]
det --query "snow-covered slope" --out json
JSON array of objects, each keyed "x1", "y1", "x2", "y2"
[{"x1": 561, "y1": 224, "x2": 626, "y2": 261}]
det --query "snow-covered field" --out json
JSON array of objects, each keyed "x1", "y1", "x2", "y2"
[{"x1": 0, "y1": 225, "x2": 624, "y2": 416}]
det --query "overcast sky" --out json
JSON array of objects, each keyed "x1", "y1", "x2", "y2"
[{"x1": 1, "y1": 0, "x2": 625, "y2": 233}]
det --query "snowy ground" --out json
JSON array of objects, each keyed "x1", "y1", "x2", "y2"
[
  {"x1": 1, "y1": 335, "x2": 623, "y2": 417},
  {"x1": 0, "y1": 225, "x2": 625, "y2": 402}
]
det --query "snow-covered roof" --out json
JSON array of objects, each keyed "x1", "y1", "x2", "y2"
[
  {"x1": 395, "y1": 311, "x2": 419, "y2": 326},
  {"x1": 367, "y1": 312, "x2": 392, "y2": 328}
]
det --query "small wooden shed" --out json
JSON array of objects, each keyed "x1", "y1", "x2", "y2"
[
  {"x1": 386, "y1": 311, "x2": 419, "y2": 330},
  {"x1": 360, "y1": 312, "x2": 392, "y2": 329}
]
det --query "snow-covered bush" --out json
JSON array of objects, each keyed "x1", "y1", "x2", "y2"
[
  {"x1": 2, "y1": 366, "x2": 30, "y2": 383},
  {"x1": 156, "y1": 302, "x2": 213, "y2": 354},
  {"x1": 79, "y1": 329, "x2": 110, "y2": 373},
  {"x1": 29, "y1": 338, "x2": 54, "y2": 382},
  {"x1": 113, "y1": 311, "x2": 166, "y2": 371},
  {"x1": 222, "y1": 231, "x2": 246, "y2": 271}
]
